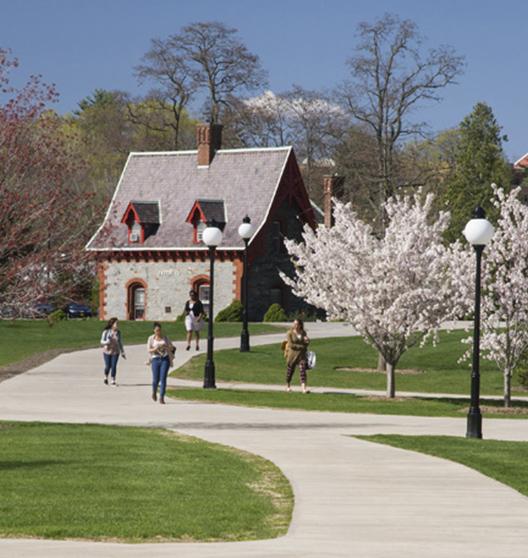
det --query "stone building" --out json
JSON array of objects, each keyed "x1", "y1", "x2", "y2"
[{"x1": 86, "y1": 123, "x2": 337, "y2": 321}]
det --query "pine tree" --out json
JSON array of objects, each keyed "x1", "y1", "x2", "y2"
[{"x1": 443, "y1": 102, "x2": 511, "y2": 242}]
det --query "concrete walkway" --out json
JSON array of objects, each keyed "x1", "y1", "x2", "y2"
[{"x1": 1, "y1": 324, "x2": 528, "y2": 557}]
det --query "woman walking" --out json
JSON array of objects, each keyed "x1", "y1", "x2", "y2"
[
  {"x1": 147, "y1": 322, "x2": 175, "y2": 404},
  {"x1": 284, "y1": 319, "x2": 310, "y2": 393},
  {"x1": 100, "y1": 318, "x2": 126, "y2": 386},
  {"x1": 183, "y1": 290, "x2": 205, "y2": 351}
]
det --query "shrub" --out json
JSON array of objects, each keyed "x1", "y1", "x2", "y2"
[
  {"x1": 216, "y1": 300, "x2": 243, "y2": 322},
  {"x1": 263, "y1": 303, "x2": 288, "y2": 322},
  {"x1": 47, "y1": 309, "x2": 66, "y2": 327}
]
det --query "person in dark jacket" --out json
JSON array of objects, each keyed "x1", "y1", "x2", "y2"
[
  {"x1": 184, "y1": 290, "x2": 205, "y2": 351},
  {"x1": 284, "y1": 319, "x2": 310, "y2": 393}
]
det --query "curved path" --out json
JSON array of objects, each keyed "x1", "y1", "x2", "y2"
[{"x1": 1, "y1": 325, "x2": 528, "y2": 557}]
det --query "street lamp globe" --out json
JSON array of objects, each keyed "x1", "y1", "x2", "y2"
[
  {"x1": 203, "y1": 223, "x2": 223, "y2": 247},
  {"x1": 463, "y1": 207, "x2": 495, "y2": 246},
  {"x1": 238, "y1": 216, "x2": 255, "y2": 240}
]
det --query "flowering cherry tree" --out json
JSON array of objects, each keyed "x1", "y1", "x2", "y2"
[
  {"x1": 0, "y1": 49, "x2": 98, "y2": 315},
  {"x1": 464, "y1": 186, "x2": 528, "y2": 407},
  {"x1": 282, "y1": 192, "x2": 471, "y2": 397}
]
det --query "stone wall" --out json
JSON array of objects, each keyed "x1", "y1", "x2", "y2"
[{"x1": 102, "y1": 259, "x2": 236, "y2": 321}]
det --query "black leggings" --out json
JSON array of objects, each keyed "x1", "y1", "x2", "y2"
[{"x1": 286, "y1": 360, "x2": 307, "y2": 384}]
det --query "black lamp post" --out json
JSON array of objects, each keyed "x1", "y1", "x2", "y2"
[
  {"x1": 202, "y1": 220, "x2": 223, "y2": 389},
  {"x1": 463, "y1": 206, "x2": 494, "y2": 439},
  {"x1": 238, "y1": 216, "x2": 255, "y2": 352}
]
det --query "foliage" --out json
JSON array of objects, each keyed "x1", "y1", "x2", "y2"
[
  {"x1": 0, "y1": 422, "x2": 292, "y2": 541},
  {"x1": 282, "y1": 192, "x2": 472, "y2": 397},
  {"x1": 215, "y1": 299, "x2": 243, "y2": 322},
  {"x1": 461, "y1": 186, "x2": 528, "y2": 406},
  {"x1": 263, "y1": 303, "x2": 288, "y2": 322},
  {"x1": 443, "y1": 102, "x2": 512, "y2": 242},
  {"x1": 0, "y1": 49, "x2": 99, "y2": 315},
  {"x1": 46, "y1": 309, "x2": 66, "y2": 327}
]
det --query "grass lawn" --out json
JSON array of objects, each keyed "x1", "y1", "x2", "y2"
[
  {"x1": 0, "y1": 422, "x2": 292, "y2": 542},
  {"x1": 359, "y1": 434, "x2": 528, "y2": 498},
  {"x1": 166, "y1": 388, "x2": 528, "y2": 419},
  {"x1": 172, "y1": 331, "x2": 527, "y2": 396},
  {"x1": 0, "y1": 320, "x2": 282, "y2": 368}
]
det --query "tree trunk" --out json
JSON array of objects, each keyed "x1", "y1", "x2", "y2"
[
  {"x1": 377, "y1": 353, "x2": 386, "y2": 372},
  {"x1": 386, "y1": 363, "x2": 395, "y2": 398},
  {"x1": 504, "y1": 369, "x2": 512, "y2": 408}
]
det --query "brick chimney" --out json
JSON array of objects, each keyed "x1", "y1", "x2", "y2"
[
  {"x1": 323, "y1": 175, "x2": 344, "y2": 227},
  {"x1": 196, "y1": 123, "x2": 223, "y2": 166}
]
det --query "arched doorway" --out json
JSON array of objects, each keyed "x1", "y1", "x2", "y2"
[
  {"x1": 191, "y1": 275, "x2": 210, "y2": 317},
  {"x1": 127, "y1": 280, "x2": 147, "y2": 320}
]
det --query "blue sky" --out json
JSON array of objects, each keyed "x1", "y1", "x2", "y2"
[{"x1": 1, "y1": 0, "x2": 526, "y2": 159}]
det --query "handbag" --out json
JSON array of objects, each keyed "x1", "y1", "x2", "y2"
[{"x1": 307, "y1": 351, "x2": 316, "y2": 370}]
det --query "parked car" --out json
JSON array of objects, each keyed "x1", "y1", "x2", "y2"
[
  {"x1": 64, "y1": 303, "x2": 93, "y2": 319},
  {"x1": 33, "y1": 302, "x2": 56, "y2": 317}
]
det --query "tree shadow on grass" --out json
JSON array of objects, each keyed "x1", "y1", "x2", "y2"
[{"x1": 0, "y1": 460, "x2": 68, "y2": 471}]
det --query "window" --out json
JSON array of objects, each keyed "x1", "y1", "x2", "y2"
[
  {"x1": 198, "y1": 283, "x2": 210, "y2": 316},
  {"x1": 130, "y1": 222, "x2": 142, "y2": 243},
  {"x1": 127, "y1": 281, "x2": 146, "y2": 320},
  {"x1": 197, "y1": 221, "x2": 206, "y2": 243}
]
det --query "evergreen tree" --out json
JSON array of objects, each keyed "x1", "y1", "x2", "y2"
[{"x1": 443, "y1": 102, "x2": 511, "y2": 241}]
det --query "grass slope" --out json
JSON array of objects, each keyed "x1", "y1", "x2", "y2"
[
  {"x1": 167, "y1": 388, "x2": 528, "y2": 419},
  {"x1": 360, "y1": 434, "x2": 528, "y2": 498},
  {"x1": 172, "y1": 331, "x2": 526, "y2": 396},
  {"x1": 0, "y1": 320, "x2": 281, "y2": 368},
  {"x1": 0, "y1": 422, "x2": 292, "y2": 542}
]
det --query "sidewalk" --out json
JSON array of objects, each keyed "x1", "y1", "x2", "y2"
[{"x1": 0, "y1": 323, "x2": 528, "y2": 557}]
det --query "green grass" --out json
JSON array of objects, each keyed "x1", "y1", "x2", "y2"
[
  {"x1": 359, "y1": 434, "x2": 528, "y2": 498},
  {"x1": 167, "y1": 388, "x2": 528, "y2": 419},
  {"x1": 0, "y1": 422, "x2": 292, "y2": 542},
  {"x1": 172, "y1": 331, "x2": 527, "y2": 396},
  {"x1": 0, "y1": 320, "x2": 281, "y2": 367}
]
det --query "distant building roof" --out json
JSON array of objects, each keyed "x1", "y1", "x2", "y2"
[
  {"x1": 514, "y1": 152, "x2": 528, "y2": 170},
  {"x1": 87, "y1": 147, "x2": 296, "y2": 251}
]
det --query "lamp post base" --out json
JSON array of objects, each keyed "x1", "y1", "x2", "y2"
[
  {"x1": 240, "y1": 329, "x2": 250, "y2": 352},
  {"x1": 203, "y1": 360, "x2": 216, "y2": 389},
  {"x1": 466, "y1": 408, "x2": 482, "y2": 439}
]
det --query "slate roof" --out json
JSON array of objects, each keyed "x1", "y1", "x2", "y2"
[
  {"x1": 130, "y1": 201, "x2": 160, "y2": 224},
  {"x1": 197, "y1": 200, "x2": 226, "y2": 226},
  {"x1": 86, "y1": 147, "x2": 293, "y2": 251}
]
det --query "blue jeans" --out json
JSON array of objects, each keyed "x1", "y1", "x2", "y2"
[
  {"x1": 103, "y1": 353, "x2": 119, "y2": 379},
  {"x1": 151, "y1": 356, "x2": 170, "y2": 398}
]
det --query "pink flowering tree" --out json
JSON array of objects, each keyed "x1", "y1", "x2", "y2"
[
  {"x1": 463, "y1": 186, "x2": 528, "y2": 407},
  {"x1": 282, "y1": 192, "x2": 471, "y2": 398}
]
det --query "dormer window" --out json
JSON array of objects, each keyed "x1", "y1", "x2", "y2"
[
  {"x1": 121, "y1": 201, "x2": 161, "y2": 245},
  {"x1": 130, "y1": 222, "x2": 142, "y2": 243},
  {"x1": 185, "y1": 199, "x2": 226, "y2": 245}
]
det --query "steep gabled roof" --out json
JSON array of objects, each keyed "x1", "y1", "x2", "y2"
[
  {"x1": 86, "y1": 146, "x2": 299, "y2": 251},
  {"x1": 514, "y1": 152, "x2": 528, "y2": 170},
  {"x1": 121, "y1": 201, "x2": 161, "y2": 225}
]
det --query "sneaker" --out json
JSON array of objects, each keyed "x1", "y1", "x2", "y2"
[
  {"x1": 104, "y1": 377, "x2": 108, "y2": 385},
  {"x1": 195, "y1": 346, "x2": 200, "y2": 351},
  {"x1": 159, "y1": 396, "x2": 165, "y2": 405},
  {"x1": 152, "y1": 392, "x2": 157, "y2": 402},
  {"x1": 186, "y1": 345, "x2": 190, "y2": 351},
  {"x1": 111, "y1": 379, "x2": 116, "y2": 386}
]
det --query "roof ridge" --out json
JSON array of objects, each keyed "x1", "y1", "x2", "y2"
[{"x1": 128, "y1": 146, "x2": 292, "y2": 157}]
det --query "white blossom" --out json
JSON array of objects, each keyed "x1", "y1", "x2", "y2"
[
  {"x1": 282, "y1": 192, "x2": 472, "y2": 397},
  {"x1": 462, "y1": 186, "x2": 528, "y2": 406}
]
